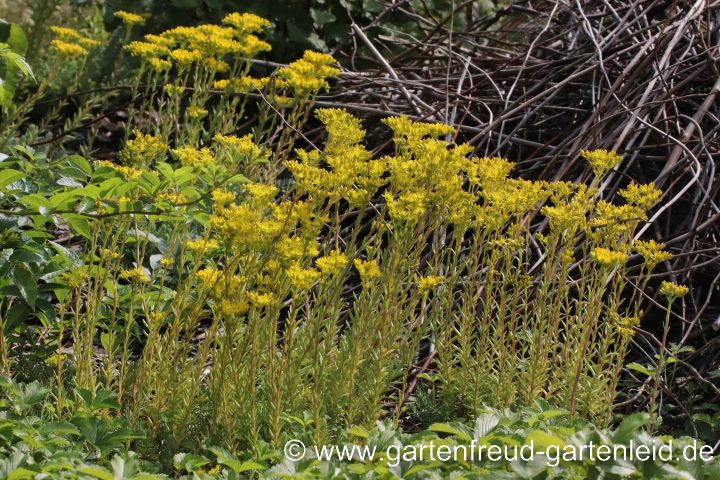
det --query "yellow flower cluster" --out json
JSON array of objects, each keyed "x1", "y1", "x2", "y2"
[
  {"x1": 123, "y1": 12, "x2": 271, "y2": 73},
  {"x1": 114, "y1": 10, "x2": 145, "y2": 26},
  {"x1": 119, "y1": 131, "x2": 168, "y2": 165},
  {"x1": 418, "y1": 275, "x2": 444, "y2": 293},
  {"x1": 590, "y1": 247, "x2": 628, "y2": 268},
  {"x1": 286, "y1": 262, "x2": 321, "y2": 290},
  {"x1": 634, "y1": 240, "x2": 672, "y2": 268},
  {"x1": 186, "y1": 106, "x2": 209, "y2": 119},
  {"x1": 185, "y1": 238, "x2": 219, "y2": 255},
  {"x1": 214, "y1": 134, "x2": 265, "y2": 161},
  {"x1": 50, "y1": 26, "x2": 101, "y2": 58},
  {"x1": 172, "y1": 146, "x2": 215, "y2": 168},
  {"x1": 277, "y1": 50, "x2": 340, "y2": 96},
  {"x1": 613, "y1": 314, "x2": 640, "y2": 338},
  {"x1": 316, "y1": 249, "x2": 348, "y2": 276},
  {"x1": 120, "y1": 268, "x2": 150, "y2": 283},
  {"x1": 94, "y1": 160, "x2": 143, "y2": 180},
  {"x1": 659, "y1": 281, "x2": 689, "y2": 299},
  {"x1": 581, "y1": 149, "x2": 622, "y2": 178},
  {"x1": 156, "y1": 191, "x2": 188, "y2": 204},
  {"x1": 354, "y1": 259, "x2": 381, "y2": 286},
  {"x1": 287, "y1": 109, "x2": 385, "y2": 207},
  {"x1": 619, "y1": 182, "x2": 662, "y2": 210}
]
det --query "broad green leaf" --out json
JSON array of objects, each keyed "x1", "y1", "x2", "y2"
[
  {"x1": 11, "y1": 267, "x2": 37, "y2": 308},
  {"x1": 0, "y1": 168, "x2": 24, "y2": 189}
]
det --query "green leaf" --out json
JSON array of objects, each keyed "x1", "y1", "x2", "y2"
[
  {"x1": 0, "y1": 169, "x2": 24, "y2": 189},
  {"x1": 11, "y1": 267, "x2": 37, "y2": 309},
  {"x1": 428, "y1": 422, "x2": 472, "y2": 441},
  {"x1": 63, "y1": 213, "x2": 93, "y2": 240},
  {"x1": 627, "y1": 362, "x2": 655, "y2": 377}
]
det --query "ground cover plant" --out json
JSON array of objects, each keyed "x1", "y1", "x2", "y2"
[{"x1": 0, "y1": 1, "x2": 718, "y2": 478}]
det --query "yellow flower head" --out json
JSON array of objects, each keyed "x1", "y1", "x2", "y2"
[
  {"x1": 171, "y1": 146, "x2": 215, "y2": 169},
  {"x1": 659, "y1": 281, "x2": 689, "y2": 300},
  {"x1": 125, "y1": 41, "x2": 169, "y2": 59},
  {"x1": 353, "y1": 259, "x2": 381, "y2": 285},
  {"x1": 120, "y1": 267, "x2": 150, "y2": 283},
  {"x1": 581, "y1": 149, "x2": 622, "y2": 178},
  {"x1": 186, "y1": 106, "x2": 209, "y2": 119},
  {"x1": 120, "y1": 131, "x2": 168, "y2": 165},
  {"x1": 185, "y1": 238, "x2": 219, "y2": 255},
  {"x1": 170, "y1": 48, "x2": 202, "y2": 67},
  {"x1": 286, "y1": 263, "x2": 321, "y2": 290},
  {"x1": 219, "y1": 299, "x2": 249, "y2": 316},
  {"x1": 163, "y1": 84, "x2": 185, "y2": 96},
  {"x1": 245, "y1": 183, "x2": 278, "y2": 203},
  {"x1": 149, "y1": 58, "x2": 172, "y2": 72},
  {"x1": 634, "y1": 240, "x2": 672, "y2": 269},
  {"x1": 222, "y1": 12, "x2": 271, "y2": 34},
  {"x1": 51, "y1": 40, "x2": 88, "y2": 57},
  {"x1": 619, "y1": 182, "x2": 662, "y2": 210},
  {"x1": 114, "y1": 10, "x2": 145, "y2": 26},
  {"x1": 418, "y1": 275, "x2": 444, "y2": 293},
  {"x1": 316, "y1": 249, "x2": 348, "y2": 276},
  {"x1": 99, "y1": 248, "x2": 120, "y2": 261},
  {"x1": 249, "y1": 291, "x2": 274, "y2": 308},
  {"x1": 590, "y1": 247, "x2": 628, "y2": 268},
  {"x1": 211, "y1": 189, "x2": 236, "y2": 208},
  {"x1": 50, "y1": 26, "x2": 81, "y2": 39},
  {"x1": 197, "y1": 268, "x2": 223, "y2": 288},
  {"x1": 276, "y1": 50, "x2": 340, "y2": 96}
]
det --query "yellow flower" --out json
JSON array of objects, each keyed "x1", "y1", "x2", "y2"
[
  {"x1": 197, "y1": 268, "x2": 223, "y2": 288},
  {"x1": 185, "y1": 238, "x2": 219, "y2": 255},
  {"x1": 94, "y1": 160, "x2": 143, "y2": 180},
  {"x1": 124, "y1": 41, "x2": 169, "y2": 59},
  {"x1": 170, "y1": 48, "x2": 202, "y2": 67},
  {"x1": 212, "y1": 79, "x2": 230, "y2": 90},
  {"x1": 114, "y1": 10, "x2": 145, "y2": 26},
  {"x1": 156, "y1": 191, "x2": 188, "y2": 204},
  {"x1": 120, "y1": 268, "x2": 150, "y2": 283},
  {"x1": 99, "y1": 248, "x2": 120, "y2": 261},
  {"x1": 171, "y1": 146, "x2": 215, "y2": 169},
  {"x1": 316, "y1": 249, "x2": 348, "y2": 276},
  {"x1": 249, "y1": 291, "x2": 274, "y2": 308},
  {"x1": 418, "y1": 275, "x2": 444, "y2": 293},
  {"x1": 161, "y1": 86, "x2": 183, "y2": 98},
  {"x1": 245, "y1": 183, "x2": 278, "y2": 203},
  {"x1": 353, "y1": 259, "x2": 381, "y2": 285},
  {"x1": 214, "y1": 133, "x2": 263, "y2": 159},
  {"x1": 581, "y1": 149, "x2": 622, "y2": 178},
  {"x1": 211, "y1": 189, "x2": 235, "y2": 208},
  {"x1": 149, "y1": 58, "x2": 172, "y2": 72},
  {"x1": 619, "y1": 182, "x2": 662, "y2": 210},
  {"x1": 659, "y1": 281, "x2": 689, "y2": 299},
  {"x1": 78, "y1": 38, "x2": 101, "y2": 48},
  {"x1": 219, "y1": 299, "x2": 249, "y2": 316},
  {"x1": 590, "y1": 247, "x2": 628, "y2": 268},
  {"x1": 61, "y1": 267, "x2": 90, "y2": 288},
  {"x1": 50, "y1": 26, "x2": 81, "y2": 39},
  {"x1": 186, "y1": 106, "x2": 208, "y2": 119},
  {"x1": 634, "y1": 240, "x2": 672, "y2": 269},
  {"x1": 222, "y1": 12, "x2": 271, "y2": 34},
  {"x1": 160, "y1": 257, "x2": 175, "y2": 267},
  {"x1": 144, "y1": 34, "x2": 175, "y2": 48},
  {"x1": 51, "y1": 40, "x2": 87, "y2": 57},
  {"x1": 120, "y1": 131, "x2": 168, "y2": 165},
  {"x1": 384, "y1": 191, "x2": 427, "y2": 223},
  {"x1": 286, "y1": 263, "x2": 321, "y2": 290},
  {"x1": 276, "y1": 50, "x2": 340, "y2": 96}
]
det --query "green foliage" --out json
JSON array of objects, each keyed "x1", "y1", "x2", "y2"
[{"x1": 0, "y1": 20, "x2": 33, "y2": 107}]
